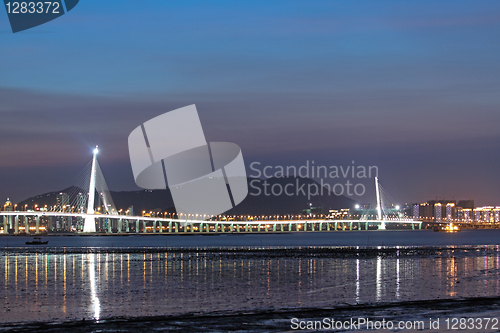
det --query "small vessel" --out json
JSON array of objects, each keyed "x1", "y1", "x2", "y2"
[
  {"x1": 25, "y1": 237, "x2": 49, "y2": 245},
  {"x1": 434, "y1": 223, "x2": 461, "y2": 232}
]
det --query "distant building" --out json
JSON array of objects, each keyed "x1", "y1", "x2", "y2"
[
  {"x1": 76, "y1": 192, "x2": 86, "y2": 213},
  {"x1": 458, "y1": 200, "x2": 475, "y2": 210},
  {"x1": 302, "y1": 205, "x2": 323, "y2": 216},
  {"x1": 434, "y1": 203, "x2": 442, "y2": 222},
  {"x1": 463, "y1": 208, "x2": 472, "y2": 222},
  {"x1": 472, "y1": 206, "x2": 500, "y2": 223},
  {"x1": 3, "y1": 199, "x2": 13, "y2": 233},
  {"x1": 4, "y1": 198, "x2": 13, "y2": 211},
  {"x1": 404, "y1": 198, "x2": 498, "y2": 224},
  {"x1": 413, "y1": 204, "x2": 419, "y2": 219},
  {"x1": 446, "y1": 203, "x2": 455, "y2": 222},
  {"x1": 56, "y1": 192, "x2": 69, "y2": 211}
]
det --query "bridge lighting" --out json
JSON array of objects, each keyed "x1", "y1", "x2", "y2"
[
  {"x1": 355, "y1": 204, "x2": 360, "y2": 209},
  {"x1": 93, "y1": 146, "x2": 99, "y2": 155},
  {"x1": 395, "y1": 205, "x2": 400, "y2": 210}
]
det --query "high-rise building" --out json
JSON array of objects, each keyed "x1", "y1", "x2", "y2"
[
  {"x1": 56, "y1": 193, "x2": 70, "y2": 231},
  {"x1": 463, "y1": 209, "x2": 472, "y2": 222},
  {"x1": 474, "y1": 209, "x2": 481, "y2": 222},
  {"x1": 446, "y1": 203, "x2": 455, "y2": 222},
  {"x1": 3, "y1": 199, "x2": 13, "y2": 233},
  {"x1": 413, "y1": 204, "x2": 419, "y2": 219},
  {"x1": 56, "y1": 192, "x2": 69, "y2": 211},
  {"x1": 434, "y1": 203, "x2": 442, "y2": 222}
]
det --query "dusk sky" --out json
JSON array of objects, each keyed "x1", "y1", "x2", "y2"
[{"x1": 1, "y1": 1, "x2": 499, "y2": 207}]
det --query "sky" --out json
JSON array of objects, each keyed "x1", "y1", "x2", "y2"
[{"x1": 1, "y1": 0, "x2": 499, "y2": 207}]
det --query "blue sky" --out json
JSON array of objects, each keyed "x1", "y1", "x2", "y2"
[{"x1": 1, "y1": 0, "x2": 500, "y2": 206}]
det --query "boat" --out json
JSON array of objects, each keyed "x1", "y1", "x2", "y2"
[
  {"x1": 433, "y1": 223, "x2": 461, "y2": 232},
  {"x1": 25, "y1": 237, "x2": 49, "y2": 245}
]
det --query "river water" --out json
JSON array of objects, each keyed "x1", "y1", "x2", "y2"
[
  {"x1": 1, "y1": 230, "x2": 500, "y2": 331},
  {"x1": 1, "y1": 229, "x2": 500, "y2": 248}
]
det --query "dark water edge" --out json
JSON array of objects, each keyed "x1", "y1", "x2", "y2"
[
  {"x1": 2, "y1": 296, "x2": 500, "y2": 332},
  {"x1": 0, "y1": 245, "x2": 498, "y2": 258}
]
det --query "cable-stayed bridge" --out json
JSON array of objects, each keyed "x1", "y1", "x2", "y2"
[{"x1": 0, "y1": 148, "x2": 423, "y2": 235}]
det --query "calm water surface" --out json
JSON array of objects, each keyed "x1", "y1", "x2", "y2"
[
  {"x1": 1, "y1": 229, "x2": 500, "y2": 248},
  {"x1": 1, "y1": 230, "x2": 500, "y2": 325}
]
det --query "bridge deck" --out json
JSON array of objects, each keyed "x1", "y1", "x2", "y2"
[{"x1": 0, "y1": 211, "x2": 424, "y2": 234}]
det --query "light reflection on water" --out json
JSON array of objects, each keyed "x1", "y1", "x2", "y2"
[
  {"x1": 88, "y1": 253, "x2": 100, "y2": 321},
  {"x1": 1, "y1": 248, "x2": 500, "y2": 324}
]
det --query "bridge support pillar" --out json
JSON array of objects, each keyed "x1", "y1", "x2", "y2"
[
  {"x1": 136, "y1": 219, "x2": 140, "y2": 233},
  {"x1": 412, "y1": 223, "x2": 415, "y2": 230},
  {"x1": 175, "y1": 223, "x2": 178, "y2": 233},
  {"x1": 273, "y1": 224, "x2": 276, "y2": 232},
  {"x1": 153, "y1": 221, "x2": 157, "y2": 233},
  {"x1": 35, "y1": 216, "x2": 40, "y2": 234},
  {"x1": 311, "y1": 223, "x2": 315, "y2": 232},
  {"x1": 334, "y1": 222, "x2": 337, "y2": 231},
  {"x1": 365, "y1": 222, "x2": 368, "y2": 230},
  {"x1": 304, "y1": 222, "x2": 307, "y2": 232},
  {"x1": 258, "y1": 224, "x2": 261, "y2": 232},
  {"x1": 126, "y1": 219, "x2": 129, "y2": 233},
  {"x1": 159, "y1": 221, "x2": 163, "y2": 233},
  {"x1": 107, "y1": 219, "x2": 112, "y2": 233},
  {"x1": 169, "y1": 221, "x2": 172, "y2": 233},
  {"x1": 327, "y1": 222, "x2": 330, "y2": 231},
  {"x1": 118, "y1": 218, "x2": 122, "y2": 233},
  {"x1": 25, "y1": 217, "x2": 30, "y2": 235},
  {"x1": 14, "y1": 216, "x2": 19, "y2": 235},
  {"x1": 143, "y1": 220, "x2": 147, "y2": 233},
  {"x1": 419, "y1": 223, "x2": 422, "y2": 230},
  {"x1": 215, "y1": 223, "x2": 219, "y2": 232},
  {"x1": 230, "y1": 223, "x2": 234, "y2": 232}
]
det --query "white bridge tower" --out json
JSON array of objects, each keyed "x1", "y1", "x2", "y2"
[
  {"x1": 375, "y1": 176, "x2": 386, "y2": 230},
  {"x1": 83, "y1": 146, "x2": 99, "y2": 233}
]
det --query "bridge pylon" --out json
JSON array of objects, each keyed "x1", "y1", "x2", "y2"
[{"x1": 83, "y1": 146, "x2": 98, "y2": 232}]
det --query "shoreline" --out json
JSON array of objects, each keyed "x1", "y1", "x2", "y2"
[{"x1": 3, "y1": 296, "x2": 500, "y2": 332}]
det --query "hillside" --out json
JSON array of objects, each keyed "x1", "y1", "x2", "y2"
[{"x1": 18, "y1": 177, "x2": 355, "y2": 216}]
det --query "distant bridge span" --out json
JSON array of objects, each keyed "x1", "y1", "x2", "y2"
[
  {"x1": 1, "y1": 148, "x2": 428, "y2": 235},
  {"x1": 0, "y1": 211, "x2": 423, "y2": 234}
]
